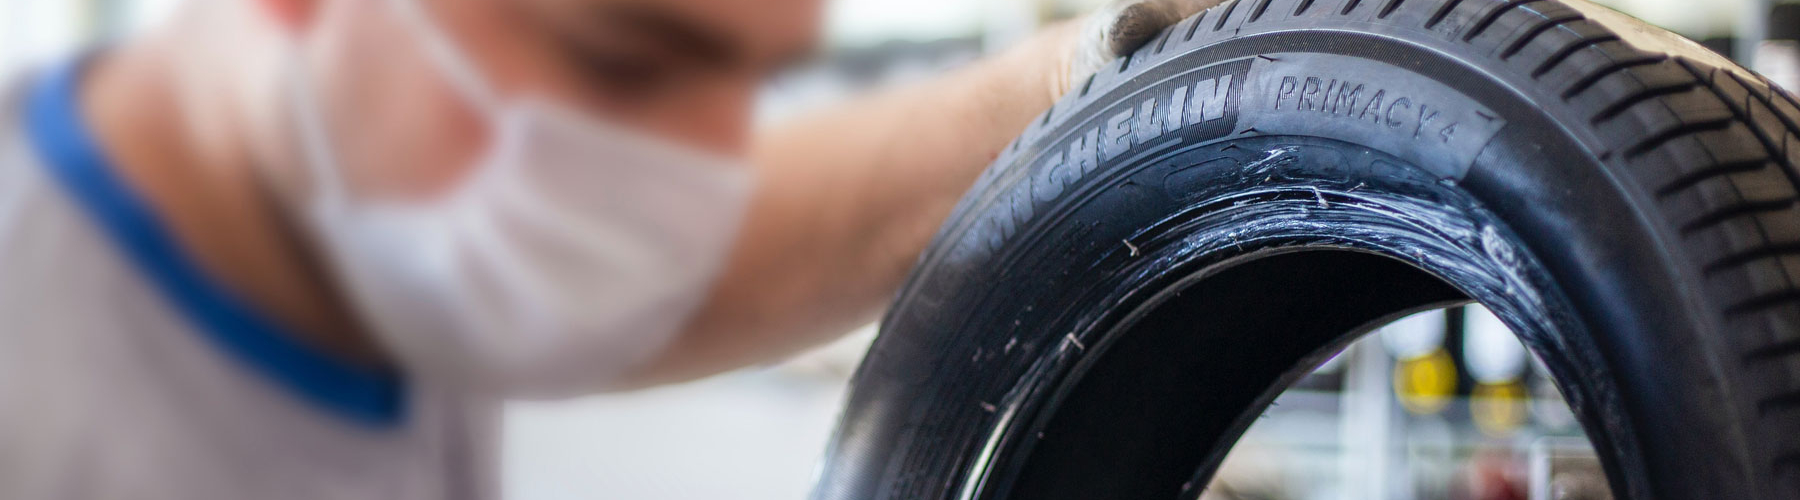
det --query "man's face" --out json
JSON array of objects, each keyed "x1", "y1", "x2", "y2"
[{"x1": 296, "y1": 0, "x2": 819, "y2": 198}]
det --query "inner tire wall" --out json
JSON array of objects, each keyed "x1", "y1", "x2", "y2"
[{"x1": 1000, "y1": 250, "x2": 1466, "y2": 499}]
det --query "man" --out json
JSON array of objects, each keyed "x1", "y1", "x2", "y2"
[{"x1": 0, "y1": 0, "x2": 1213, "y2": 497}]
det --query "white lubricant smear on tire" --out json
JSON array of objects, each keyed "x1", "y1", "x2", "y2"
[{"x1": 1481, "y1": 225, "x2": 1523, "y2": 296}]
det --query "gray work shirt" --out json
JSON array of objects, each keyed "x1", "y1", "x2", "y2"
[{"x1": 0, "y1": 59, "x2": 495, "y2": 500}]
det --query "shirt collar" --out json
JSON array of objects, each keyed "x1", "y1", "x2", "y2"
[{"x1": 21, "y1": 55, "x2": 408, "y2": 428}]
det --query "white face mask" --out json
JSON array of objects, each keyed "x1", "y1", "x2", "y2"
[{"x1": 289, "y1": 0, "x2": 754, "y2": 397}]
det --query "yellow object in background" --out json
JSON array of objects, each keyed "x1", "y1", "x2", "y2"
[
  {"x1": 1471, "y1": 381, "x2": 1528, "y2": 437},
  {"x1": 1393, "y1": 348, "x2": 1456, "y2": 415}
]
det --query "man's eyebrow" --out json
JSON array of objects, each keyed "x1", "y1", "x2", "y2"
[{"x1": 595, "y1": 4, "x2": 742, "y2": 66}]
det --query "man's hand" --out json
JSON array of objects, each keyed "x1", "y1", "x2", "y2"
[
  {"x1": 621, "y1": 0, "x2": 1229, "y2": 387},
  {"x1": 1060, "y1": 0, "x2": 1232, "y2": 95}
]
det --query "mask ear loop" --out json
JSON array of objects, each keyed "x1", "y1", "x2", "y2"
[
  {"x1": 381, "y1": 0, "x2": 505, "y2": 116},
  {"x1": 382, "y1": 0, "x2": 523, "y2": 201}
]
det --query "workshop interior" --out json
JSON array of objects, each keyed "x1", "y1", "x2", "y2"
[{"x1": 4, "y1": 0, "x2": 1798, "y2": 498}]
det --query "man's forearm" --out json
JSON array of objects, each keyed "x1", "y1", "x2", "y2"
[{"x1": 625, "y1": 23, "x2": 1079, "y2": 386}]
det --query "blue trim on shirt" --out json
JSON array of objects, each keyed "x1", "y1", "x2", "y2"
[{"x1": 20, "y1": 57, "x2": 406, "y2": 427}]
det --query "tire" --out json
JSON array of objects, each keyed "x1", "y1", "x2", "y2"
[{"x1": 814, "y1": 0, "x2": 1800, "y2": 499}]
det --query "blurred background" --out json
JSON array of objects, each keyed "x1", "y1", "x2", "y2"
[{"x1": 0, "y1": 0, "x2": 1778, "y2": 498}]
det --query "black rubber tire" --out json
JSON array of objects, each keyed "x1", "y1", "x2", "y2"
[{"x1": 814, "y1": 0, "x2": 1800, "y2": 499}]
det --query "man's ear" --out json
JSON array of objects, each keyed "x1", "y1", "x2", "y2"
[{"x1": 258, "y1": 0, "x2": 321, "y2": 32}]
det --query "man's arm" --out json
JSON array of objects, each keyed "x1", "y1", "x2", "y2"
[{"x1": 627, "y1": 0, "x2": 1220, "y2": 387}]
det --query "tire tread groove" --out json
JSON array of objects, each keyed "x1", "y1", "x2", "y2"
[
  {"x1": 1214, "y1": 0, "x2": 1241, "y2": 31},
  {"x1": 1425, "y1": 0, "x2": 1465, "y2": 29},
  {"x1": 1657, "y1": 159, "x2": 1772, "y2": 197},
  {"x1": 1249, "y1": 0, "x2": 1276, "y2": 22},
  {"x1": 1562, "y1": 55, "x2": 1668, "y2": 99},
  {"x1": 1590, "y1": 82, "x2": 1699, "y2": 124},
  {"x1": 1463, "y1": 0, "x2": 1541, "y2": 41},
  {"x1": 1682, "y1": 198, "x2": 1800, "y2": 236},
  {"x1": 1624, "y1": 118, "x2": 1734, "y2": 158},
  {"x1": 1705, "y1": 241, "x2": 1800, "y2": 275},
  {"x1": 1500, "y1": 14, "x2": 1585, "y2": 59},
  {"x1": 1377, "y1": 0, "x2": 1404, "y2": 18},
  {"x1": 1533, "y1": 34, "x2": 1619, "y2": 77}
]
